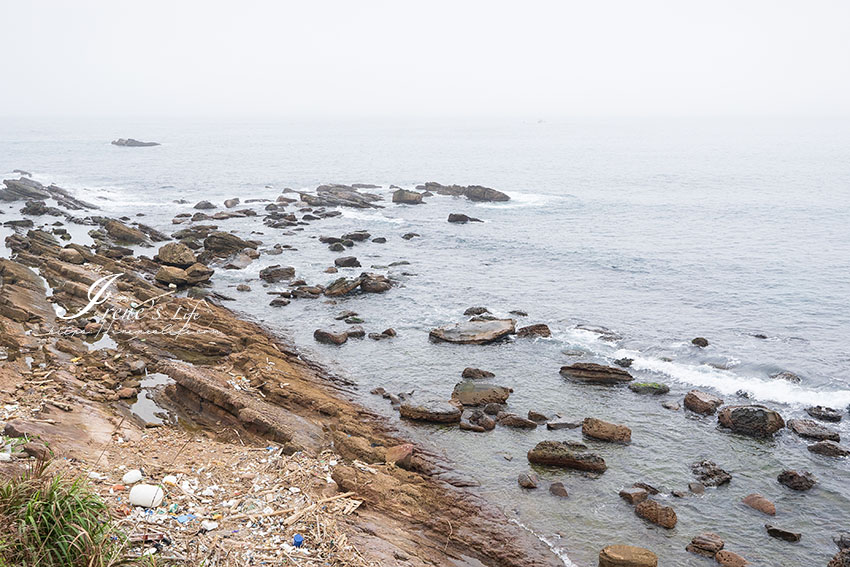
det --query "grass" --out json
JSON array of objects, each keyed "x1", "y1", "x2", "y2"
[{"x1": 0, "y1": 459, "x2": 137, "y2": 567}]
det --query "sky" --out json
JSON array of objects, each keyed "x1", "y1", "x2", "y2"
[{"x1": 1, "y1": 0, "x2": 849, "y2": 118}]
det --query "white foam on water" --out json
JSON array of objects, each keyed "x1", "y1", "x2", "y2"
[
  {"x1": 476, "y1": 191, "x2": 562, "y2": 209},
  {"x1": 509, "y1": 519, "x2": 576, "y2": 566},
  {"x1": 339, "y1": 209, "x2": 404, "y2": 224}
]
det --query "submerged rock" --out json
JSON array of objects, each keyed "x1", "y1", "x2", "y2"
[
  {"x1": 765, "y1": 524, "x2": 801, "y2": 542},
  {"x1": 619, "y1": 486, "x2": 649, "y2": 505},
  {"x1": 447, "y1": 213, "x2": 483, "y2": 223},
  {"x1": 517, "y1": 472, "x2": 538, "y2": 489},
  {"x1": 717, "y1": 405, "x2": 785, "y2": 437},
  {"x1": 691, "y1": 337, "x2": 709, "y2": 348},
  {"x1": 399, "y1": 400, "x2": 462, "y2": 423},
  {"x1": 742, "y1": 493, "x2": 776, "y2": 515},
  {"x1": 770, "y1": 370, "x2": 802, "y2": 383},
  {"x1": 629, "y1": 382, "x2": 669, "y2": 395},
  {"x1": 527, "y1": 440, "x2": 607, "y2": 472},
  {"x1": 429, "y1": 318, "x2": 516, "y2": 344},
  {"x1": 549, "y1": 482, "x2": 568, "y2": 497},
  {"x1": 559, "y1": 363, "x2": 633, "y2": 384},
  {"x1": 691, "y1": 460, "x2": 732, "y2": 487},
  {"x1": 806, "y1": 405, "x2": 843, "y2": 423},
  {"x1": 788, "y1": 419, "x2": 840, "y2": 442},
  {"x1": 497, "y1": 413, "x2": 538, "y2": 429}
]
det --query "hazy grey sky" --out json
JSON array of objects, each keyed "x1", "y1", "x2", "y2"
[{"x1": 2, "y1": 0, "x2": 849, "y2": 117}]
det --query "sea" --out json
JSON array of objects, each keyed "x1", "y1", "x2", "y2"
[{"x1": 2, "y1": 115, "x2": 850, "y2": 566}]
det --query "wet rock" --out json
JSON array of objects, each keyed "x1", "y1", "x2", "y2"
[
  {"x1": 547, "y1": 419, "x2": 581, "y2": 430},
  {"x1": 582, "y1": 417, "x2": 631, "y2": 443},
  {"x1": 372, "y1": 237, "x2": 386, "y2": 243},
  {"x1": 686, "y1": 532, "x2": 724, "y2": 557},
  {"x1": 185, "y1": 263, "x2": 214, "y2": 284},
  {"x1": 464, "y1": 306, "x2": 490, "y2": 316},
  {"x1": 258, "y1": 265, "x2": 294, "y2": 283},
  {"x1": 834, "y1": 534, "x2": 850, "y2": 550},
  {"x1": 346, "y1": 326, "x2": 366, "y2": 339},
  {"x1": 223, "y1": 253, "x2": 253, "y2": 270},
  {"x1": 629, "y1": 382, "x2": 669, "y2": 395},
  {"x1": 635, "y1": 499, "x2": 677, "y2": 529},
  {"x1": 359, "y1": 273, "x2": 392, "y2": 293},
  {"x1": 619, "y1": 487, "x2": 648, "y2": 504},
  {"x1": 788, "y1": 418, "x2": 840, "y2": 442},
  {"x1": 313, "y1": 329, "x2": 348, "y2": 345},
  {"x1": 325, "y1": 277, "x2": 362, "y2": 296},
  {"x1": 830, "y1": 550, "x2": 850, "y2": 567},
  {"x1": 527, "y1": 440, "x2": 607, "y2": 472},
  {"x1": 549, "y1": 482, "x2": 568, "y2": 497},
  {"x1": 399, "y1": 400, "x2": 462, "y2": 423},
  {"x1": 462, "y1": 367, "x2": 495, "y2": 379},
  {"x1": 451, "y1": 382, "x2": 512, "y2": 406},
  {"x1": 684, "y1": 390, "x2": 724, "y2": 414},
  {"x1": 269, "y1": 297, "x2": 290, "y2": 307},
  {"x1": 765, "y1": 524, "x2": 800, "y2": 542},
  {"x1": 528, "y1": 411, "x2": 548, "y2": 422},
  {"x1": 614, "y1": 357, "x2": 633, "y2": 368},
  {"x1": 662, "y1": 401, "x2": 681, "y2": 411},
  {"x1": 334, "y1": 256, "x2": 360, "y2": 268},
  {"x1": 808, "y1": 440, "x2": 850, "y2": 457},
  {"x1": 598, "y1": 545, "x2": 658, "y2": 567},
  {"x1": 155, "y1": 242, "x2": 196, "y2": 268},
  {"x1": 204, "y1": 232, "x2": 257, "y2": 256},
  {"x1": 223, "y1": 198, "x2": 240, "y2": 208},
  {"x1": 429, "y1": 318, "x2": 516, "y2": 344},
  {"x1": 715, "y1": 550, "x2": 749, "y2": 566},
  {"x1": 236, "y1": 284, "x2": 251, "y2": 292},
  {"x1": 104, "y1": 219, "x2": 149, "y2": 245},
  {"x1": 691, "y1": 337, "x2": 709, "y2": 347},
  {"x1": 742, "y1": 493, "x2": 775, "y2": 515},
  {"x1": 58, "y1": 247, "x2": 85, "y2": 264},
  {"x1": 806, "y1": 405, "x2": 842, "y2": 423},
  {"x1": 448, "y1": 213, "x2": 483, "y2": 223},
  {"x1": 194, "y1": 200, "x2": 216, "y2": 209},
  {"x1": 392, "y1": 189, "x2": 423, "y2": 204},
  {"x1": 468, "y1": 410, "x2": 496, "y2": 430},
  {"x1": 329, "y1": 242, "x2": 345, "y2": 252},
  {"x1": 777, "y1": 469, "x2": 816, "y2": 491},
  {"x1": 419, "y1": 182, "x2": 510, "y2": 202},
  {"x1": 401, "y1": 232, "x2": 419, "y2": 240},
  {"x1": 517, "y1": 472, "x2": 538, "y2": 489},
  {"x1": 691, "y1": 460, "x2": 732, "y2": 487},
  {"x1": 342, "y1": 231, "x2": 371, "y2": 242},
  {"x1": 497, "y1": 413, "x2": 538, "y2": 429},
  {"x1": 559, "y1": 363, "x2": 633, "y2": 384},
  {"x1": 516, "y1": 323, "x2": 551, "y2": 338},
  {"x1": 717, "y1": 405, "x2": 785, "y2": 437},
  {"x1": 770, "y1": 370, "x2": 802, "y2": 383},
  {"x1": 483, "y1": 403, "x2": 503, "y2": 415},
  {"x1": 155, "y1": 266, "x2": 189, "y2": 287}
]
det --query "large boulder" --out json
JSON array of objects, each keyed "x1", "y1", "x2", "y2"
[
  {"x1": 598, "y1": 545, "x2": 658, "y2": 567},
  {"x1": 259, "y1": 265, "x2": 295, "y2": 283},
  {"x1": 788, "y1": 419, "x2": 840, "y2": 442},
  {"x1": 104, "y1": 219, "x2": 149, "y2": 245},
  {"x1": 451, "y1": 382, "x2": 511, "y2": 406},
  {"x1": 582, "y1": 417, "x2": 631, "y2": 443},
  {"x1": 527, "y1": 440, "x2": 607, "y2": 472},
  {"x1": 717, "y1": 405, "x2": 785, "y2": 437},
  {"x1": 684, "y1": 390, "x2": 724, "y2": 415},
  {"x1": 185, "y1": 263, "x2": 214, "y2": 284},
  {"x1": 155, "y1": 242, "x2": 196, "y2": 268},
  {"x1": 399, "y1": 400, "x2": 462, "y2": 423},
  {"x1": 155, "y1": 266, "x2": 189, "y2": 287},
  {"x1": 419, "y1": 182, "x2": 510, "y2": 202},
  {"x1": 447, "y1": 213, "x2": 483, "y2": 223},
  {"x1": 516, "y1": 323, "x2": 551, "y2": 338},
  {"x1": 359, "y1": 272, "x2": 391, "y2": 293},
  {"x1": 429, "y1": 318, "x2": 516, "y2": 345},
  {"x1": 325, "y1": 277, "x2": 362, "y2": 297},
  {"x1": 392, "y1": 189, "x2": 423, "y2": 205},
  {"x1": 203, "y1": 232, "x2": 257, "y2": 256},
  {"x1": 1, "y1": 178, "x2": 52, "y2": 201},
  {"x1": 313, "y1": 329, "x2": 348, "y2": 345},
  {"x1": 560, "y1": 363, "x2": 633, "y2": 384}
]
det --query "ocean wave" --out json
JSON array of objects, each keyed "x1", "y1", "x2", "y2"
[{"x1": 339, "y1": 209, "x2": 405, "y2": 224}]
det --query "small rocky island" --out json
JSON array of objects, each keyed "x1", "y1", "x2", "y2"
[{"x1": 111, "y1": 138, "x2": 160, "y2": 147}]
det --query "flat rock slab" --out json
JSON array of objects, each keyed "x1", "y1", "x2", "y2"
[
  {"x1": 399, "y1": 400, "x2": 462, "y2": 423},
  {"x1": 451, "y1": 382, "x2": 511, "y2": 405},
  {"x1": 560, "y1": 363, "x2": 633, "y2": 384},
  {"x1": 527, "y1": 440, "x2": 607, "y2": 472},
  {"x1": 598, "y1": 545, "x2": 658, "y2": 567},
  {"x1": 429, "y1": 318, "x2": 516, "y2": 345},
  {"x1": 788, "y1": 419, "x2": 840, "y2": 442}
]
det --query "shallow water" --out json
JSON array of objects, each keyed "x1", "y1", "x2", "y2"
[{"x1": 2, "y1": 116, "x2": 850, "y2": 565}]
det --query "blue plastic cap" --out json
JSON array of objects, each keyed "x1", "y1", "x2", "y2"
[{"x1": 293, "y1": 534, "x2": 304, "y2": 547}]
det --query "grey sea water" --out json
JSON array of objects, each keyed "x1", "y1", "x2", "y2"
[{"x1": 2, "y1": 116, "x2": 850, "y2": 566}]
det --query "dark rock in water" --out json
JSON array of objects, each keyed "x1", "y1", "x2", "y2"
[
  {"x1": 329, "y1": 242, "x2": 345, "y2": 252},
  {"x1": 372, "y1": 237, "x2": 387, "y2": 243},
  {"x1": 547, "y1": 419, "x2": 581, "y2": 430},
  {"x1": 324, "y1": 277, "x2": 362, "y2": 297},
  {"x1": 691, "y1": 337, "x2": 709, "y2": 348},
  {"x1": 559, "y1": 363, "x2": 633, "y2": 384},
  {"x1": 483, "y1": 403, "x2": 503, "y2": 415},
  {"x1": 447, "y1": 213, "x2": 483, "y2": 223},
  {"x1": 111, "y1": 138, "x2": 160, "y2": 147},
  {"x1": 154, "y1": 242, "x2": 196, "y2": 268},
  {"x1": 777, "y1": 469, "x2": 816, "y2": 491},
  {"x1": 688, "y1": 482, "x2": 705, "y2": 494},
  {"x1": 104, "y1": 219, "x2": 150, "y2": 245},
  {"x1": 662, "y1": 401, "x2": 681, "y2": 410},
  {"x1": 829, "y1": 549, "x2": 850, "y2": 567},
  {"x1": 770, "y1": 370, "x2": 802, "y2": 383},
  {"x1": 430, "y1": 318, "x2": 516, "y2": 344},
  {"x1": 204, "y1": 231, "x2": 257, "y2": 256},
  {"x1": 418, "y1": 182, "x2": 510, "y2": 202},
  {"x1": 516, "y1": 323, "x2": 551, "y2": 338},
  {"x1": 619, "y1": 487, "x2": 648, "y2": 504},
  {"x1": 451, "y1": 382, "x2": 511, "y2": 406},
  {"x1": 684, "y1": 390, "x2": 724, "y2": 414},
  {"x1": 259, "y1": 265, "x2": 295, "y2": 283},
  {"x1": 313, "y1": 329, "x2": 348, "y2": 345},
  {"x1": 549, "y1": 482, "x2": 568, "y2": 497},
  {"x1": 342, "y1": 230, "x2": 371, "y2": 241},
  {"x1": 517, "y1": 472, "x2": 538, "y2": 489},
  {"x1": 224, "y1": 198, "x2": 240, "y2": 208},
  {"x1": 155, "y1": 266, "x2": 189, "y2": 286},
  {"x1": 742, "y1": 493, "x2": 776, "y2": 515},
  {"x1": 528, "y1": 411, "x2": 548, "y2": 422},
  {"x1": 765, "y1": 524, "x2": 801, "y2": 542},
  {"x1": 1, "y1": 178, "x2": 51, "y2": 201},
  {"x1": 527, "y1": 440, "x2": 607, "y2": 472},
  {"x1": 808, "y1": 440, "x2": 850, "y2": 457},
  {"x1": 598, "y1": 546, "x2": 658, "y2": 567},
  {"x1": 835, "y1": 534, "x2": 850, "y2": 550},
  {"x1": 635, "y1": 499, "x2": 677, "y2": 529},
  {"x1": 691, "y1": 460, "x2": 732, "y2": 487},
  {"x1": 399, "y1": 400, "x2": 461, "y2": 423},
  {"x1": 806, "y1": 405, "x2": 843, "y2": 423},
  {"x1": 614, "y1": 357, "x2": 633, "y2": 368},
  {"x1": 497, "y1": 413, "x2": 537, "y2": 429},
  {"x1": 717, "y1": 405, "x2": 785, "y2": 437},
  {"x1": 401, "y1": 232, "x2": 420, "y2": 240},
  {"x1": 392, "y1": 189, "x2": 423, "y2": 205},
  {"x1": 301, "y1": 184, "x2": 383, "y2": 209},
  {"x1": 194, "y1": 200, "x2": 216, "y2": 210},
  {"x1": 788, "y1": 419, "x2": 840, "y2": 442},
  {"x1": 633, "y1": 482, "x2": 660, "y2": 495},
  {"x1": 184, "y1": 263, "x2": 214, "y2": 284},
  {"x1": 360, "y1": 272, "x2": 392, "y2": 293},
  {"x1": 686, "y1": 532, "x2": 724, "y2": 557},
  {"x1": 582, "y1": 417, "x2": 631, "y2": 443},
  {"x1": 346, "y1": 326, "x2": 366, "y2": 339},
  {"x1": 269, "y1": 297, "x2": 290, "y2": 307},
  {"x1": 467, "y1": 410, "x2": 496, "y2": 431},
  {"x1": 334, "y1": 256, "x2": 360, "y2": 268},
  {"x1": 629, "y1": 382, "x2": 669, "y2": 395},
  {"x1": 462, "y1": 367, "x2": 495, "y2": 379},
  {"x1": 464, "y1": 306, "x2": 490, "y2": 316}
]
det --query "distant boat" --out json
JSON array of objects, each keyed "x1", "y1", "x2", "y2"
[{"x1": 111, "y1": 138, "x2": 160, "y2": 147}]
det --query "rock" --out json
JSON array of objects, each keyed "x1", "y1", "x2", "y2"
[
  {"x1": 155, "y1": 266, "x2": 189, "y2": 287},
  {"x1": 686, "y1": 533, "x2": 724, "y2": 557},
  {"x1": 788, "y1": 418, "x2": 840, "y2": 441},
  {"x1": 806, "y1": 405, "x2": 843, "y2": 422},
  {"x1": 560, "y1": 363, "x2": 633, "y2": 384},
  {"x1": 392, "y1": 189, "x2": 423, "y2": 204},
  {"x1": 497, "y1": 413, "x2": 538, "y2": 428},
  {"x1": 691, "y1": 337, "x2": 709, "y2": 347},
  {"x1": 224, "y1": 198, "x2": 240, "y2": 208},
  {"x1": 204, "y1": 232, "x2": 257, "y2": 256},
  {"x1": 598, "y1": 545, "x2": 658, "y2": 567},
  {"x1": 346, "y1": 326, "x2": 366, "y2": 338},
  {"x1": 483, "y1": 403, "x2": 503, "y2": 415},
  {"x1": 185, "y1": 263, "x2": 214, "y2": 284},
  {"x1": 448, "y1": 213, "x2": 483, "y2": 223},
  {"x1": 691, "y1": 460, "x2": 732, "y2": 487},
  {"x1": 516, "y1": 323, "x2": 551, "y2": 338},
  {"x1": 777, "y1": 469, "x2": 816, "y2": 491},
  {"x1": 619, "y1": 487, "x2": 649, "y2": 505},
  {"x1": 104, "y1": 219, "x2": 149, "y2": 245},
  {"x1": 467, "y1": 410, "x2": 496, "y2": 431},
  {"x1": 715, "y1": 550, "x2": 749, "y2": 566},
  {"x1": 635, "y1": 499, "x2": 677, "y2": 529},
  {"x1": 614, "y1": 357, "x2": 633, "y2": 368},
  {"x1": 194, "y1": 200, "x2": 216, "y2": 210},
  {"x1": 342, "y1": 231, "x2": 371, "y2": 242},
  {"x1": 688, "y1": 482, "x2": 705, "y2": 494},
  {"x1": 830, "y1": 550, "x2": 850, "y2": 567},
  {"x1": 117, "y1": 387, "x2": 137, "y2": 399},
  {"x1": 770, "y1": 370, "x2": 802, "y2": 383},
  {"x1": 547, "y1": 419, "x2": 581, "y2": 430},
  {"x1": 359, "y1": 273, "x2": 392, "y2": 293},
  {"x1": 313, "y1": 329, "x2": 348, "y2": 345},
  {"x1": 518, "y1": 472, "x2": 539, "y2": 489},
  {"x1": 111, "y1": 138, "x2": 160, "y2": 147},
  {"x1": 259, "y1": 265, "x2": 295, "y2": 283},
  {"x1": 451, "y1": 382, "x2": 512, "y2": 406},
  {"x1": 527, "y1": 440, "x2": 607, "y2": 472},
  {"x1": 834, "y1": 534, "x2": 850, "y2": 550},
  {"x1": 765, "y1": 524, "x2": 800, "y2": 542},
  {"x1": 385, "y1": 444, "x2": 413, "y2": 467},
  {"x1": 582, "y1": 417, "x2": 631, "y2": 443},
  {"x1": 58, "y1": 247, "x2": 85, "y2": 264},
  {"x1": 662, "y1": 401, "x2": 681, "y2": 410},
  {"x1": 269, "y1": 298, "x2": 290, "y2": 307},
  {"x1": 334, "y1": 256, "x2": 360, "y2": 268},
  {"x1": 420, "y1": 182, "x2": 510, "y2": 202},
  {"x1": 23, "y1": 441, "x2": 51, "y2": 461},
  {"x1": 325, "y1": 277, "x2": 362, "y2": 296},
  {"x1": 717, "y1": 405, "x2": 785, "y2": 437},
  {"x1": 155, "y1": 242, "x2": 196, "y2": 268},
  {"x1": 236, "y1": 284, "x2": 251, "y2": 292},
  {"x1": 629, "y1": 382, "x2": 669, "y2": 395},
  {"x1": 462, "y1": 367, "x2": 495, "y2": 379},
  {"x1": 401, "y1": 232, "x2": 419, "y2": 240},
  {"x1": 549, "y1": 482, "x2": 568, "y2": 497},
  {"x1": 684, "y1": 390, "x2": 724, "y2": 414},
  {"x1": 808, "y1": 440, "x2": 850, "y2": 457},
  {"x1": 429, "y1": 318, "x2": 516, "y2": 344},
  {"x1": 399, "y1": 400, "x2": 462, "y2": 423},
  {"x1": 464, "y1": 306, "x2": 490, "y2": 316},
  {"x1": 742, "y1": 493, "x2": 775, "y2": 515},
  {"x1": 528, "y1": 411, "x2": 548, "y2": 422}
]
